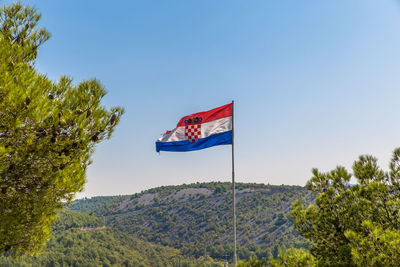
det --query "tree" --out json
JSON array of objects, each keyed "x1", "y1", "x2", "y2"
[
  {"x1": 269, "y1": 248, "x2": 316, "y2": 267},
  {"x1": 0, "y1": 3, "x2": 123, "y2": 256},
  {"x1": 289, "y1": 148, "x2": 400, "y2": 266}
]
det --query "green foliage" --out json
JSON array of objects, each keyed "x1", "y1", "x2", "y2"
[
  {"x1": 69, "y1": 195, "x2": 127, "y2": 216},
  {"x1": 52, "y1": 210, "x2": 104, "y2": 231},
  {"x1": 345, "y1": 220, "x2": 400, "y2": 266},
  {"x1": 237, "y1": 256, "x2": 266, "y2": 267},
  {"x1": 71, "y1": 182, "x2": 311, "y2": 262},
  {"x1": 0, "y1": 2, "x2": 123, "y2": 256},
  {"x1": 269, "y1": 248, "x2": 316, "y2": 267},
  {"x1": 289, "y1": 148, "x2": 400, "y2": 266}
]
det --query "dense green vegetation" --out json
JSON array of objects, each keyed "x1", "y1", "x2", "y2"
[
  {"x1": 0, "y1": 2, "x2": 123, "y2": 256},
  {"x1": 70, "y1": 182, "x2": 311, "y2": 262},
  {"x1": 277, "y1": 148, "x2": 400, "y2": 266}
]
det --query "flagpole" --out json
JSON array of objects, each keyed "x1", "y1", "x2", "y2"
[{"x1": 232, "y1": 100, "x2": 237, "y2": 266}]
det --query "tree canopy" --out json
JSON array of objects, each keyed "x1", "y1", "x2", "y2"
[
  {"x1": 0, "y1": 3, "x2": 123, "y2": 256},
  {"x1": 287, "y1": 148, "x2": 400, "y2": 266}
]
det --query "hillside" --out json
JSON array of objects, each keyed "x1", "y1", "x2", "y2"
[
  {"x1": 0, "y1": 210, "x2": 221, "y2": 267},
  {"x1": 0, "y1": 182, "x2": 312, "y2": 266},
  {"x1": 70, "y1": 182, "x2": 312, "y2": 261}
]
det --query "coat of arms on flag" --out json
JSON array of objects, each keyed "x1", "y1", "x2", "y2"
[{"x1": 184, "y1": 117, "x2": 202, "y2": 142}]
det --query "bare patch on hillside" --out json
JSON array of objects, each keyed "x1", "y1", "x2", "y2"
[
  {"x1": 236, "y1": 188, "x2": 271, "y2": 201},
  {"x1": 137, "y1": 193, "x2": 159, "y2": 205},
  {"x1": 170, "y1": 188, "x2": 212, "y2": 201},
  {"x1": 120, "y1": 193, "x2": 160, "y2": 209}
]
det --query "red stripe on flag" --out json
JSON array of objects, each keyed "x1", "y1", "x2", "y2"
[{"x1": 176, "y1": 103, "x2": 232, "y2": 127}]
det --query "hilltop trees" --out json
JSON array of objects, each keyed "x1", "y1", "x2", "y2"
[
  {"x1": 0, "y1": 3, "x2": 123, "y2": 256},
  {"x1": 286, "y1": 148, "x2": 400, "y2": 266}
]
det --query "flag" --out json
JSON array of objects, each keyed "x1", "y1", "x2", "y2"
[{"x1": 156, "y1": 103, "x2": 233, "y2": 152}]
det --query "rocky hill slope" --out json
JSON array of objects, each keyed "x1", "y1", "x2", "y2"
[{"x1": 70, "y1": 182, "x2": 312, "y2": 260}]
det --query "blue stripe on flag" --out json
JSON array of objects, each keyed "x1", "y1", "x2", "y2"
[{"x1": 156, "y1": 130, "x2": 232, "y2": 152}]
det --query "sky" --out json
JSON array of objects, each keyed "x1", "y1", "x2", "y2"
[{"x1": 3, "y1": 0, "x2": 400, "y2": 197}]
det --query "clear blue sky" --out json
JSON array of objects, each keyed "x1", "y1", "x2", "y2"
[{"x1": 5, "y1": 0, "x2": 400, "y2": 197}]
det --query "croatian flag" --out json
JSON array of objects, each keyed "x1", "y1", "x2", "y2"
[{"x1": 156, "y1": 103, "x2": 233, "y2": 152}]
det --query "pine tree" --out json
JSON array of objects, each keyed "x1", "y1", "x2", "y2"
[
  {"x1": 288, "y1": 148, "x2": 400, "y2": 266},
  {"x1": 0, "y1": 3, "x2": 123, "y2": 256}
]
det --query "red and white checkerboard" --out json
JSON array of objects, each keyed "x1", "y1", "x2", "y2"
[{"x1": 185, "y1": 124, "x2": 201, "y2": 143}]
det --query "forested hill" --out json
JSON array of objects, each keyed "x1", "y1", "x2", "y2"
[
  {"x1": 69, "y1": 182, "x2": 313, "y2": 261},
  {"x1": 0, "y1": 182, "x2": 313, "y2": 266}
]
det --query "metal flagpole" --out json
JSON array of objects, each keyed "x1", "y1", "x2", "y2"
[{"x1": 231, "y1": 100, "x2": 237, "y2": 266}]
